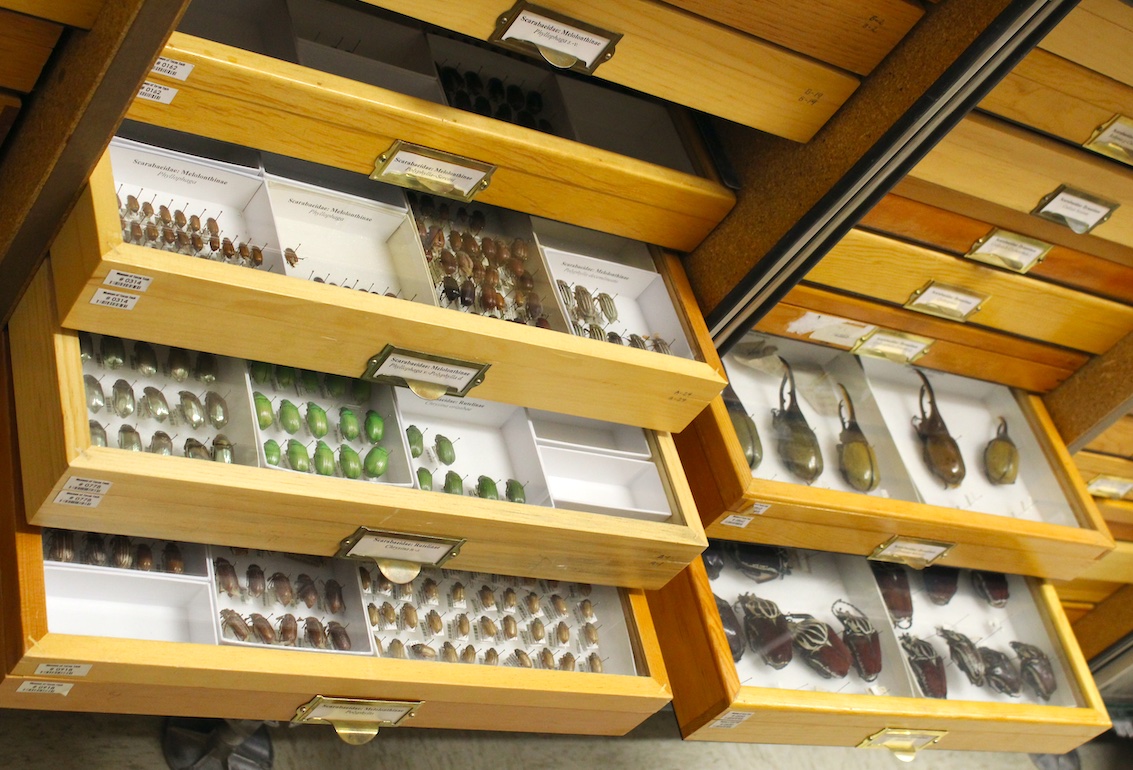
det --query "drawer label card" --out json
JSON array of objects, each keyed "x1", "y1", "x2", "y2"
[
  {"x1": 1086, "y1": 475, "x2": 1133, "y2": 499},
  {"x1": 53, "y1": 490, "x2": 103, "y2": 508},
  {"x1": 90, "y1": 288, "x2": 139, "y2": 311},
  {"x1": 721, "y1": 514, "x2": 754, "y2": 528},
  {"x1": 372, "y1": 140, "x2": 495, "y2": 202},
  {"x1": 151, "y1": 57, "x2": 194, "y2": 81},
  {"x1": 904, "y1": 281, "x2": 987, "y2": 322},
  {"x1": 709, "y1": 711, "x2": 753, "y2": 729},
  {"x1": 104, "y1": 270, "x2": 153, "y2": 293},
  {"x1": 966, "y1": 229, "x2": 1051, "y2": 273},
  {"x1": 362, "y1": 345, "x2": 490, "y2": 399},
  {"x1": 851, "y1": 329, "x2": 933, "y2": 364},
  {"x1": 63, "y1": 477, "x2": 112, "y2": 495},
  {"x1": 869, "y1": 535, "x2": 954, "y2": 568},
  {"x1": 491, "y1": 2, "x2": 621, "y2": 74},
  {"x1": 34, "y1": 663, "x2": 92, "y2": 677},
  {"x1": 1084, "y1": 114, "x2": 1133, "y2": 166},
  {"x1": 293, "y1": 696, "x2": 421, "y2": 729},
  {"x1": 785, "y1": 312, "x2": 875, "y2": 348},
  {"x1": 1032, "y1": 185, "x2": 1118, "y2": 234},
  {"x1": 17, "y1": 681, "x2": 72, "y2": 696},
  {"x1": 338, "y1": 527, "x2": 465, "y2": 568},
  {"x1": 136, "y1": 81, "x2": 177, "y2": 105}
]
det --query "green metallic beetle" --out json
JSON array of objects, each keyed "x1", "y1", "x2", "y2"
[
  {"x1": 299, "y1": 369, "x2": 321, "y2": 397},
  {"x1": 417, "y1": 467, "x2": 433, "y2": 491},
  {"x1": 274, "y1": 365, "x2": 297, "y2": 390},
  {"x1": 313, "y1": 440, "x2": 336, "y2": 476},
  {"x1": 434, "y1": 434, "x2": 456, "y2": 466},
  {"x1": 324, "y1": 374, "x2": 349, "y2": 400},
  {"x1": 365, "y1": 410, "x2": 385, "y2": 444},
  {"x1": 263, "y1": 438, "x2": 281, "y2": 466},
  {"x1": 505, "y1": 479, "x2": 526, "y2": 504},
  {"x1": 306, "y1": 402, "x2": 329, "y2": 439},
  {"x1": 364, "y1": 446, "x2": 389, "y2": 478},
  {"x1": 286, "y1": 439, "x2": 311, "y2": 472},
  {"x1": 339, "y1": 445, "x2": 362, "y2": 479},
  {"x1": 253, "y1": 392, "x2": 274, "y2": 430},
  {"x1": 476, "y1": 475, "x2": 498, "y2": 500},
  {"x1": 443, "y1": 471, "x2": 463, "y2": 495},
  {"x1": 339, "y1": 407, "x2": 361, "y2": 442},
  {"x1": 249, "y1": 360, "x2": 272, "y2": 386},
  {"x1": 278, "y1": 399, "x2": 302, "y2": 434},
  {"x1": 405, "y1": 424, "x2": 424, "y2": 457}
]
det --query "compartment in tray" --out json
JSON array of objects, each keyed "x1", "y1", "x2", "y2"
[
  {"x1": 535, "y1": 218, "x2": 691, "y2": 358},
  {"x1": 704, "y1": 542, "x2": 911, "y2": 697},
  {"x1": 211, "y1": 547, "x2": 372, "y2": 655},
  {"x1": 527, "y1": 409, "x2": 651, "y2": 460},
  {"x1": 264, "y1": 173, "x2": 433, "y2": 302},
  {"x1": 538, "y1": 446, "x2": 671, "y2": 523},
  {"x1": 81, "y1": 333, "x2": 259, "y2": 466},
  {"x1": 862, "y1": 357, "x2": 1080, "y2": 527},
  {"x1": 177, "y1": 0, "x2": 299, "y2": 61},
  {"x1": 394, "y1": 394, "x2": 548, "y2": 505},
  {"x1": 43, "y1": 529, "x2": 209, "y2": 577},
  {"x1": 108, "y1": 138, "x2": 282, "y2": 272},
  {"x1": 246, "y1": 362, "x2": 413, "y2": 486},
  {"x1": 287, "y1": 0, "x2": 444, "y2": 103},
  {"x1": 722, "y1": 333, "x2": 917, "y2": 500}
]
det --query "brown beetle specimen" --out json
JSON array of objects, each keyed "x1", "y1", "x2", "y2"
[
  {"x1": 540, "y1": 648, "x2": 556, "y2": 669},
  {"x1": 981, "y1": 646, "x2": 1021, "y2": 696},
  {"x1": 163, "y1": 542, "x2": 184, "y2": 574},
  {"x1": 1011, "y1": 641, "x2": 1057, "y2": 701},
  {"x1": 451, "y1": 582, "x2": 466, "y2": 604},
  {"x1": 327, "y1": 621, "x2": 351, "y2": 651},
  {"x1": 921, "y1": 566, "x2": 960, "y2": 606},
  {"x1": 294, "y1": 576, "x2": 318, "y2": 610},
  {"x1": 555, "y1": 621, "x2": 571, "y2": 645},
  {"x1": 441, "y1": 641, "x2": 459, "y2": 663},
  {"x1": 972, "y1": 570, "x2": 1010, "y2": 608},
  {"x1": 135, "y1": 543, "x2": 153, "y2": 571},
  {"x1": 367, "y1": 602, "x2": 381, "y2": 626},
  {"x1": 83, "y1": 534, "x2": 108, "y2": 566},
  {"x1": 376, "y1": 574, "x2": 393, "y2": 594},
  {"x1": 109, "y1": 535, "x2": 133, "y2": 569},
  {"x1": 278, "y1": 614, "x2": 298, "y2": 646},
  {"x1": 514, "y1": 650, "x2": 533, "y2": 668},
  {"x1": 324, "y1": 579, "x2": 345, "y2": 614},
  {"x1": 559, "y1": 653, "x2": 576, "y2": 672},
  {"x1": 715, "y1": 594, "x2": 747, "y2": 663},
  {"x1": 912, "y1": 369, "x2": 966, "y2": 488},
  {"x1": 740, "y1": 594, "x2": 791, "y2": 669},
  {"x1": 422, "y1": 578, "x2": 439, "y2": 604},
  {"x1": 788, "y1": 614, "x2": 852, "y2": 679},
  {"x1": 358, "y1": 566, "x2": 371, "y2": 593},
  {"x1": 502, "y1": 615, "x2": 518, "y2": 639},
  {"x1": 480, "y1": 616, "x2": 498, "y2": 638},
  {"x1": 479, "y1": 585, "x2": 496, "y2": 609},
  {"x1": 249, "y1": 613, "x2": 276, "y2": 645},
  {"x1": 530, "y1": 617, "x2": 546, "y2": 642},
  {"x1": 502, "y1": 587, "x2": 518, "y2": 610},
  {"x1": 835, "y1": 384, "x2": 880, "y2": 492},
  {"x1": 582, "y1": 623, "x2": 599, "y2": 647},
  {"x1": 269, "y1": 572, "x2": 294, "y2": 606},
  {"x1": 588, "y1": 653, "x2": 603, "y2": 673},
  {"x1": 939, "y1": 627, "x2": 985, "y2": 687},
  {"x1": 984, "y1": 417, "x2": 1019, "y2": 485},
  {"x1": 525, "y1": 592, "x2": 541, "y2": 615},
  {"x1": 461, "y1": 644, "x2": 478, "y2": 664},
  {"x1": 47, "y1": 530, "x2": 75, "y2": 563},
  {"x1": 832, "y1": 600, "x2": 882, "y2": 681},
  {"x1": 387, "y1": 639, "x2": 407, "y2": 659},
  {"x1": 902, "y1": 634, "x2": 948, "y2": 698},
  {"x1": 456, "y1": 613, "x2": 471, "y2": 637},
  {"x1": 426, "y1": 610, "x2": 444, "y2": 636},
  {"x1": 483, "y1": 647, "x2": 499, "y2": 666},
  {"x1": 402, "y1": 603, "x2": 419, "y2": 630},
  {"x1": 550, "y1": 594, "x2": 568, "y2": 617},
  {"x1": 871, "y1": 561, "x2": 913, "y2": 629},
  {"x1": 215, "y1": 558, "x2": 240, "y2": 597},
  {"x1": 411, "y1": 643, "x2": 436, "y2": 660},
  {"x1": 220, "y1": 609, "x2": 251, "y2": 641},
  {"x1": 772, "y1": 358, "x2": 823, "y2": 484},
  {"x1": 284, "y1": 247, "x2": 300, "y2": 267},
  {"x1": 380, "y1": 602, "x2": 397, "y2": 627},
  {"x1": 304, "y1": 617, "x2": 328, "y2": 649},
  {"x1": 246, "y1": 564, "x2": 266, "y2": 600}
]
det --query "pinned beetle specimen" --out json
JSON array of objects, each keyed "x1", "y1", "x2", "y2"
[
  {"x1": 178, "y1": 391, "x2": 206, "y2": 430},
  {"x1": 787, "y1": 614, "x2": 852, "y2": 679},
  {"x1": 135, "y1": 543, "x2": 153, "y2": 571},
  {"x1": 194, "y1": 352, "x2": 218, "y2": 384},
  {"x1": 901, "y1": 634, "x2": 947, "y2": 698},
  {"x1": 701, "y1": 540, "x2": 727, "y2": 581},
  {"x1": 100, "y1": 336, "x2": 126, "y2": 369},
  {"x1": 921, "y1": 566, "x2": 960, "y2": 606},
  {"x1": 79, "y1": 332, "x2": 94, "y2": 362},
  {"x1": 871, "y1": 561, "x2": 913, "y2": 629},
  {"x1": 711, "y1": 593, "x2": 747, "y2": 661},
  {"x1": 771, "y1": 358, "x2": 823, "y2": 483},
  {"x1": 327, "y1": 621, "x2": 351, "y2": 651},
  {"x1": 938, "y1": 628, "x2": 985, "y2": 687},
  {"x1": 269, "y1": 572, "x2": 294, "y2": 606},
  {"x1": 529, "y1": 618, "x2": 546, "y2": 642},
  {"x1": 167, "y1": 348, "x2": 191, "y2": 383},
  {"x1": 295, "y1": 574, "x2": 319, "y2": 609},
  {"x1": 278, "y1": 614, "x2": 298, "y2": 646},
  {"x1": 971, "y1": 570, "x2": 1010, "y2": 608},
  {"x1": 304, "y1": 617, "x2": 329, "y2": 649},
  {"x1": 731, "y1": 542, "x2": 790, "y2": 583},
  {"x1": 220, "y1": 609, "x2": 251, "y2": 641},
  {"x1": 47, "y1": 530, "x2": 75, "y2": 563},
  {"x1": 83, "y1": 533, "x2": 108, "y2": 566},
  {"x1": 84, "y1": 375, "x2": 105, "y2": 414},
  {"x1": 110, "y1": 535, "x2": 133, "y2": 569},
  {"x1": 141, "y1": 387, "x2": 170, "y2": 422},
  {"x1": 90, "y1": 420, "x2": 108, "y2": 448},
  {"x1": 286, "y1": 440, "x2": 310, "y2": 472},
  {"x1": 1011, "y1": 641, "x2": 1057, "y2": 701},
  {"x1": 246, "y1": 564, "x2": 266, "y2": 600},
  {"x1": 119, "y1": 425, "x2": 143, "y2": 452},
  {"x1": 738, "y1": 593, "x2": 789, "y2": 669},
  {"x1": 183, "y1": 437, "x2": 209, "y2": 460},
  {"x1": 206, "y1": 391, "x2": 229, "y2": 429},
  {"x1": 212, "y1": 435, "x2": 234, "y2": 464},
  {"x1": 984, "y1": 418, "x2": 1019, "y2": 485},
  {"x1": 911, "y1": 369, "x2": 965, "y2": 488},
  {"x1": 514, "y1": 649, "x2": 533, "y2": 668},
  {"x1": 249, "y1": 613, "x2": 276, "y2": 645},
  {"x1": 832, "y1": 600, "x2": 882, "y2": 681},
  {"x1": 724, "y1": 393, "x2": 762, "y2": 471},
  {"x1": 111, "y1": 379, "x2": 135, "y2": 418},
  {"x1": 835, "y1": 384, "x2": 880, "y2": 492},
  {"x1": 215, "y1": 558, "x2": 240, "y2": 597},
  {"x1": 313, "y1": 441, "x2": 335, "y2": 476},
  {"x1": 149, "y1": 431, "x2": 173, "y2": 456},
  {"x1": 981, "y1": 646, "x2": 1021, "y2": 696},
  {"x1": 163, "y1": 542, "x2": 184, "y2": 574},
  {"x1": 132, "y1": 341, "x2": 158, "y2": 376},
  {"x1": 263, "y1": 439, "x2": 281, "y2": 466}
]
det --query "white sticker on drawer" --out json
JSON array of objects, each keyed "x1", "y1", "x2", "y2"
[
  {"x1": 63, "y1": 477, "x2": 112, "y2": 495},
  {"x1": 151, "y1": 56, "x2": 194, "y2": 81},
  {"x1": 501, "y1": 9, "x2": 612, "y2": 69},
  {"x1": 53, "y1": 490, "x2": 102, "y2": 508},
  {"x1": 786, "y1": 312, "x2": 875, "y2": 347},
  {"x1": 17, "y1": 681, "x2": 72, "y2": 696},
  {"x1": 137, "y1": 81, "x2": 177, "y2": 104},
  {"x1": 34, "y1": 663, "x2": 91, "y2": 677},
  {"x1": 721, "y1": 514, "x2": 751, "y2": 528},
  {"x1": 90, "y1": 288, "x2": 139, "y2": 311},
  {"x1": 709, "y1": 711, "x2": 752, "y2": 729},
  {"x1": 103, "y1": 270, "x2": 152, "y2": 293}
]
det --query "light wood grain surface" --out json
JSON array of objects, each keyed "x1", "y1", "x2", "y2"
[
  {"x1": 0, "y1": 9, "x2": 61, "y2": 93},
  {"x1": 0, "y1": 0, "x2": 102, "y2": 28},
  {"x1": 1040, "y1": 0, "x2": 1133, "y2": 90}
]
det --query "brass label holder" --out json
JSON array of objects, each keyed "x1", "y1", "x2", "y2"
[
  {"x1": 371, "y1": 140, "x2": 495, "y2": 202},
  {"x1": 361, "y1": 345, "x2": 490, "y2": 400},
  {"x1": 292, "y1": 696, "x2": 421, "y2": 745},
  {"x1": 868, "y1": 535, "x2": 954, "y2": 569},
  {"x1": 857, "y1": 728, "x2": 948, "y2": 761},
  {"x1": 965, "y1": 229, "x2": 1051, "y2": 274},
  {"x1": 1084, "y1": 114, "x2": 1133, "y2": 167},
  {"x1": 903, "y1": 281, "x2": 988, "y2": 322},
  {"x1": 850, "y1": 329, "x2": 933, "y2": 365},
  {"x1": 1086, "y1": 474, "x2": 1133, "y2": 500},
  {"x1": 489, "y1": 1, "x2": 621, "y2": 75},
  {"x1": 337, "y1": 527, "x2": 466, "y2": 585},
  {"x1": 1032, "y1": 185, "x2": 1118, "y2": 234}
]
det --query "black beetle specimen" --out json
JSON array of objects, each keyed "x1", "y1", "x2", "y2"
[
  {"x1": 740, "y1": 594, "x2": 791, "y2": 670},
  {"x1": 938, "y1": 628, "x2": 985, "y2": 687},
  {"x1": 771, "y1": 358, "x2": 823, "y2": 483},
  {"x1": 724, "y1": 389, "x2": 762, "y2": 471},
  {"x1": 971, "y1": 570, "x2": 1010, "y2": 608},
  {"x1": 981, "y1": 646, "x2": 1021, "y2": 696},
  {"x1": 731, "y1": 542, "x2": 790, "y2": 583},
  {"x1": 911, "y1": 369, "x2": 966, "y2": 488},
  {"x1": 714, "y1": 594, "x2": 746, "y2": 663},
  {"x1": 871, "y1": 561, "x2": 913, "y2": 629},
  {"x1": 901, "y1": 634, "x2": 947, "y2": 699},
  {"x1": 701, "y1": 540, "x2": 728, "y2": 581},
  {"x1": 921, "y1": 566, "x2": 960, "y2": 606},
  {"x1": 835, "y1": 384, "x2": 880, "y2": 492},
  {"x1": 832, "y1": 600, "x2": 881, "y2": 681},
  {"x1": 1011, "y1": 641, "x2": 1057, "y2": 701}
]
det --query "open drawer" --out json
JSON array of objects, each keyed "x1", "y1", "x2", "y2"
[
  {"x1": 645, "y1": 548, "x2": 1110, "y2": 755},
  {"x1": 675, "y1": 333, "x2": 1113, "y2": 581},
  {"x1": 48, "y1": 138, "x2": 725, "y2": 434},
  {"x1": 8, "y1": 266, "x2": 706, "y2": 589}
]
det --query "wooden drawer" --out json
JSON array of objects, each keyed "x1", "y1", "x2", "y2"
[
  {"x1": 676, "y1": 334, "x2": 1113, "y2": 581},
  {"x1": 359, "y1": 0, "x2": 860, "y2": 141},
  {"x1": 1039, "y1": 0, "x2": 1133, "y2": 91},
  {"x1": 130, "y1": 31, "x2": 734, "y2": 253},
  {"x1": 7, "y1": 268, "x2": 707, "y2": 589},
  {"x1": 646, "y1": 553, "x2": 1110, "y2": 755},
  {"x1": 48, "y1": 142, "x2": 725, "y2": 435}
]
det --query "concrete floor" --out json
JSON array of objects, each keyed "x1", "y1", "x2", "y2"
[{"x1": 1, "y1": 707, "x2": 1127, "y2": 770}]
